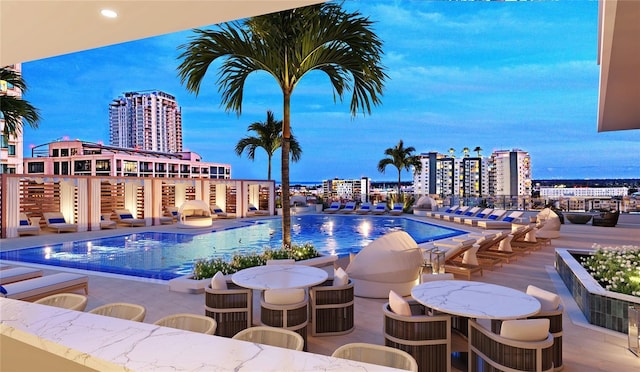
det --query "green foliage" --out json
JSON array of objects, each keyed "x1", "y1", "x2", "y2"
[
  {"x1": 580, "y1": 244, "x2": 640, "y2": 296},
  {"x1": 192, "y1": 243, "x2": 320, "y2": 279}
]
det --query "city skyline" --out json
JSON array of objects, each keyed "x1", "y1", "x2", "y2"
[{"x1": 19, "y1": 1, "x2": 640, "y2": 182}]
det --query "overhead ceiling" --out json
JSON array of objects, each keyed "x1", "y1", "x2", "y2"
[
  {"x1": 597, "y1": 0, "x2": 640, "y2": 131},
  {"x1": 0, "y1": 0, "x2": 324, "y2": 66}
]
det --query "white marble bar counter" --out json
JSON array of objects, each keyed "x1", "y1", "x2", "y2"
[
  {"x1": 232, "y1": 264, "x2": 328, "y2": 290},
  {"x1": 411, "y1": 280, "x2": 541, "y2": 320},
  {"x1": 0, "y1": 298, "x2": 401, "y2": 371}
]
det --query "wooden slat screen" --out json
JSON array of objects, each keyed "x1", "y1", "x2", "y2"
[{"x1": 101, "y1": 182, "x2": 125, "y2": 214}]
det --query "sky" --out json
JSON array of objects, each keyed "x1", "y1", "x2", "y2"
[{"x1": 20, "y1": 0, "x2": 640, "y2": 183}]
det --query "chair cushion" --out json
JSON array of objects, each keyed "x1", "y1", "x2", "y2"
[
  {"x1": 503, "y1": 216, "x2": 515, "y2": 222},
  {"x1": 20, "y1": 220, "x2": 30, "y2": 226},
  {"x1": 264, "y1": 288, "x2": 305, "y2": 305},
  {"x1": 388, "y1": 290, "x2": 411, "y2": 316},
  {"x1": 500, "y1": 319, "x2": 550, "y2": 341},
  {"x1": 526, "y1": 285, "x2": 560, "y2": 311},
  {"x1": 120, "y1": 214, "x2": 133, "y2": 219},
  {"x1": 48, "y1": 218, "x2": 66, "y2": 224},
  {"x1": 210, "y1": 271, "x2": 227, "y2": 290},
  {"x1": 333, "y1": 267, "x2": 349, "y2": 287}
]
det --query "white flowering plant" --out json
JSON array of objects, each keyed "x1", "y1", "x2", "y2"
[{"x1": 580, "y1": 244, "x2": 640, "y2": 297}]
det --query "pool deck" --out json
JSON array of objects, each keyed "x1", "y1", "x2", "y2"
[{"x1": 2, "y1": 212, "x2": 640, "y2": 371}]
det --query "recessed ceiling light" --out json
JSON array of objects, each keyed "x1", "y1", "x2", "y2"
[{"x1": 101, "y1": 9, "x2": 118, "y2": 18}]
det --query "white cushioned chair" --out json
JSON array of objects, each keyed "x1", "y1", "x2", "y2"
[
  {"x1": 205, "y1": 273, "x2": 252, "y2": 338},
  {"x1": 309, "y1": 268, "x2": 354, "y2": 336},
  {"x1": 260, "y1": 288, "x2": 309, "y2": 350},
  {"x1": 526, "y1": 285, "x2": 564, "y2": 371}
]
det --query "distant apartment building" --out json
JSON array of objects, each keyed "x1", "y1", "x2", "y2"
[
  {"x1": 24, "y1": 140, "x2": 231, "y2": 179},
  {"x1": 0, "y1": 63, "x2": 24, "y2": 174},
  {"x1": 540, "y1": 187, "x2": 628, "y2": 198},
  {"x1": 322, "y1": 177, "x2": 371, "y2": 202},
  {"x1": 413, "y1": 152, "x2": 489, "y2": 197},
  {"x1": 488, "y1": 149, "x2": 532, "y2": 197},
  {"x1": 109, "y1": 91, "x2": 183, "y2": 153}
]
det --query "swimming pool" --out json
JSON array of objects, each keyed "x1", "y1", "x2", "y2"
[{"x1": 0, "y1": 215, "x2": 464, "y2": 280}]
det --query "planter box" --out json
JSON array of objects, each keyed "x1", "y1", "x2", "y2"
[{"x1": 168, "y1": 254, "x2": 338, "y2": 294}]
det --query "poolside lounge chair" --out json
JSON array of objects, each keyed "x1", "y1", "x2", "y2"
[
  {"x1": 371, "y1": 203, "x2": 387, "y2": 215},
  {"x1": 356, "y1": 202, "x2": 372, "y2": 215},
  {"x1": 17, "y1": 213, "x2": 40, "y2": 236},
  {"x1": 340, "y1": 201, "x2": 357, "y2": 214},
  {"x1": 474, "y1": 232, "x2": 519, "y2": 263},
  {"x1": 440, "y1": 205, "x2": 470, "y2": 221},
  {"x1": 451, "y1": 206, "x2": 482, "y2": 224},
  {"x1": 247, "y1": 203, "x2": 269, "y2": 217},
  {"x1": 100, "y1": 213, "x2": 117, "y2": 229},
  {"x1": 464, "y1": 209, "x2": 507, "y2": 227},
  {"x1": 425, "y1": 205, "x2": 459, "y2": 219},
  {"x1": 477, "y1": 210, "x2": 524, "y2": 229},
  {"x1": 0, "y1": 272, "x2": 89, "y2": 302},
  {"x1": 114, "y1": 209, "x2": 146, "y2": 227},
  {"x1": 437, "y1": 238, "x2": 484, "y2": 279},
  {"x1": 42, "y1": 212, "x2": 78, "y2": 233},
  {"x1": 389, "y1": 203, "x2": 404, "y2": 216},
  {"x1": 457, "y1": 208, "x2": 494, "y2": 225},
  {"x1": 323, "y1": 201, "x2": 341, "y2": 214},
  {"x1": 210, "y1": 204, "x2": 235, "y2": 219},
  {"x1": 0, "y1": 267, "x2": 43, "y2": 285},
  {"x1": 346, "y1": 231, "x2": 422, "y2": 298}
]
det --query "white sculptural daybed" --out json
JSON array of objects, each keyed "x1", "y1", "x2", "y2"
[
  {"x1": 177, "y1": 200, "x2": 213, "y2": 229},
  {"x1": 346, "y1": 231, "x2": 423, "y2": 298}
]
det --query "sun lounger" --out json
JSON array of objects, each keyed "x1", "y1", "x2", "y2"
[
  {"x1": 437, "y1": 238, "x2": 483, "y2": 279},
  {"x1": 211, "y1": 204, "x2": 235, "y2": 219},
  {"x1": 425, "y1": 205, "x2": 459, "y2": 219},
  {"x1": 451, "y1": 207, "x2": 482, "y2": 224},
  {"x1": 340, "y1": 201, "x2": 357, "y2": 214},
  {"x1": 18, "y1": 213, "x2": 40, "y2": 236},
  {"x1": 247, "y1": 204, "x2": 269, "y2": 216},
  {"x1": 356, "y1": 202, "x2": 372, "y2": 215},
  {"x1": 371, "y1": 203, "x2": 387, "y2": 215},
  {"x1": 0, "y1": 273, "x2": 89, "y2": 302},
  {"x1": 476, "y1": 211, "x2": 524, "y2": 229},
  {"x1": 323, "y1": 201, "x2": 341, "y2": 214},
  {"x1": 42, "y1": 212, "x2": 78, "y2": 233},
  {"x1": 464, "y1": 209, "x2": 507, "y2": 227},
  {"x1": 114, "y1": 209, "x2": 146, "y2": 227},
  {"x1": 389, "y1": 203, "x2": 404, "y2": 216},
  {"x1": 100, "y1": 214, "x2": 117, "y2": 229},
  {"x1": 458, "y1": 208, "x2": 493, "y2": 225},
  {"x1": 474, "y1": 232, "x2": 519, "y2": 263},
  {"x1": 440, "y1": 206, "x2": 470, "y2": 221},
  {"x1": 0, "y1": 267, "x2": 44, "y2": 285}
]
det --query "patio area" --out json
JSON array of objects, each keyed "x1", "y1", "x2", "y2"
[{"x1": 1, "y1": 213, "x2": 639, "y2": 371}]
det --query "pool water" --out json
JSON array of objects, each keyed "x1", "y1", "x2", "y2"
[{"x1": 0, "y1": 215, "x2": 464, "y2": 280}]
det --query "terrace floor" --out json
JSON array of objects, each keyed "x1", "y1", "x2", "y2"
[{"x1": 1, "y1": 213, "x2": 639, "y2": 371}]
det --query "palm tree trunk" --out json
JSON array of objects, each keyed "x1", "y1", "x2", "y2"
[
  {"x1": 267, "y1": 155, "x2": 272, "y2": 180},
  {"x1": 397, "y1": 170, "x2": 402, "y2": 198},
  {"x1": 281, "y1": 92, "x2": 292, "y2": 247}
]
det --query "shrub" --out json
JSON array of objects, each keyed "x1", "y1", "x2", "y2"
[{"x1": 580, "y1": 244, "x2": 640, "y2": 296}]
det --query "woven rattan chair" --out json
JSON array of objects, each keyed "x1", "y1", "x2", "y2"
[
  {"x1": 383, "y1": 301, "x2": 451, "y2": 372},
  {"x1": 88, "y1": 302, "x2": 146, "y2": 322},
  {"x1": 528, "y1": 304, "x2": 564, "y2": 371},
  {"x1": 153, "y1": 313, "x2": 217, "y2": 335},
  {"x1": 260, "y1": 290, "x2": 309, "y2": 350},
  {"x1": 232, "y1": 326, "x2": 304, "y2": 351},
  {"x1": 309, "y1": 279, "x2": 354, "y2": 336},
  {"x1": 205, "y1": 282, "x2": 252, "y2": 337},
  {"x1": 332, "y1": 343, "x2": 418, "y2": 372},
  {"x1": 468, "y1": 319, "x2": 554, "y2": 372},
  {"x1": 34, "y1": 293, "x2": 88, "y2": 311}
]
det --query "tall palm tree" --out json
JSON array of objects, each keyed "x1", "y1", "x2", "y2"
[
  {"x1": 0, "y1": 67, "x2": 40, "y2": 137},
  {"x1": 448, "y1": 147, "x2": 456, "y2": 158},
  {"x1": 462, "y1": 147, "x2": 470, "y2": 158},
  {"x1": 177, "y1": 3, "x2": 386, "y2": 247},
  {"x1": 235, "y1": 110, "x2": 302, "y2": 180},
  {"x1": 377, "y1": 140, "x2": 421, "y2": 195},
  {"x1": 473, "y1": 146, "x2": 483, "y2": 157}
]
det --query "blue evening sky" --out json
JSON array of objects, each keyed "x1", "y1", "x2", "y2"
[{"x1": 20, "y1": 0, "x2": 640, "y2": 183}]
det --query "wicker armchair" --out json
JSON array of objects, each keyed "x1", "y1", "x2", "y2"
[
  {"x1": 154, "y1": 313, "x2": 217, "y2": 335},
  {"x1": 205, "y1": 283, "x2": 252, "y2": 337},
  {"x1": 592, "y1": 210, "x2": 619, "y2": 227},
  {"x1": 34, "y1": 293, "x2": 88, "y2": 311},
  {"x1": 332, "y1": 343, "x2": 418, "y2": 372},
  {"x1": 528, "y1": 304, "x2": 564, "y2": 371},
  {"x1": 260, "y1": 289, "x2": 309, "y2": 350},
  {"x1": 88, "y1": 302, "x2": 146, "y2": 322},
  {"x1": 383, "y1": 301, "x2": 451, "y2": 372},
  {"x1": 232, "y1": 326, "x2": 304, "y2": 351},
  {"x1": 309, "y1": 279, "x2": 355, "y2": 336},
  {"x1": 469, "y1": 319, "x2": 554, "y2": 372}
]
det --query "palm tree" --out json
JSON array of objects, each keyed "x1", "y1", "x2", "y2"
[
  {"x1": 462, "y1": 147, "x2": 470, "y2": 158},
  {"x1": 377, "y1": 140, "x2": 421, "y2": 196},
  {"x1": 0, "y1": 66, "x2": 40, "y2": 137},
  {"x1": 235, "y1": 110, "x2": 302, "y2": 180},
  {"x1": 448, "y1": 147, "x2": 456, "y2": 158},
  {"x1": 473, "y1": 146, "x2": 483, "y2": 157},
  {"x1": 177, "y1": 3, "x2": 386, "y2": 247}
]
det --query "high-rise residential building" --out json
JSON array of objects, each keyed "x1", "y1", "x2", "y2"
[
  {"x1": 109, "y1": 91, "x2": 183, "y2": 153},
  {"x1": 488, "y1": 149, "x2": 532, "y2": 197},
  {"x1": 413, "y1": 151, "x2": 489, "y2": 198},
  {"x1": 0, "y1": 63, "x2": 25, "y2": 174},
  {"x1": 322, "y1": 177, "x2": 371, "y2": 202}
]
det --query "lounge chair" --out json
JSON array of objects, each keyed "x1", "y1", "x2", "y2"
[
  {"x1": 592, "y1": 210, "x2": 620, "y2": 227},
  {"x1": 114, "y1": 209, "x2": 146, "y2": 227},
  {"x1": 371, "y1": 203, "x2": 387, "y2": 215},
  {"x1": 508, "y1": 224, "x2": 543, "y2": 253},
  {"x1": 177, "y1": 200, "x2": 212, "y2": 228},
  {"x1": 356, "y1": 202, "x2": 372, "y2": 215},
  {"x1": 0, "y1": 267, "x2": 44, "y2": 285},
  {"x1": 17, "y1": 213, "x2": 40, "y2": 236},
  {"x1": 323, "y1": 201, "x2": 341, "y2": 214},
  {"x1": 464, "y1": 209, "x2": 507, "y2": 227},
  {"x1": 535, "y1": 208, "x2": 562, "y2": 239},
  {"x1": 436, "y1": 238, "x2": 483, "y2": 279},
  {"x1": 159, "y1": 207, "x2": 176, "y2": 225},
  {"x1": 447, "y1": 235, "x2": 504, "y2": 270},
  {"x1": 474, "y1": 232, "x2": 519, "y2": 263},
  {"x1": 458, "y1": 208, "x2": 494, "y2": 225},
  {"x1": 210, "y1": 204, "x2": 235, "y2": 219},
  {"x1": 440, "y1": 205, "x2": 470, "y2": 221},
  {"x1": 340, "y1": 201, "x2": 357, "y2": 214},
  {"x1": 451, "y1": 206, "x2": 482, "y2": 224},
  {"x1": 100, "y1": 213, "x2": 117, "y2": 229},
  {"x1": 389, "y1": 203, "x2": 404, "y2": 216},
  {"x1": 42, "y1": 212, "x2": 78, "y2": 233},
  {"x1": 0, "y1": 272, "x2": 89, "y2": 302},
  {"x1": 425, "y1": 205, "x2": 460, "y2": 219},
  {"x1": 476, "y1": 211, "x2": 524, "y2": 229},
  {"x1": 247, "y1": 203, "x2": 269, "y2": 217}
]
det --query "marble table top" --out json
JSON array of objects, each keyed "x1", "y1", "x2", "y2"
[
  {"x1": 1, "y1": 298, "x2": 401, "y2": 371},
  {"x1": 232, "y1": 264, "x2": 328, "y2": 290},
  {"x1": 411, "y1": 280, "x2": 541, "y2": 319}
]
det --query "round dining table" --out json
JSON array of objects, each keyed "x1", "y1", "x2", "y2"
[
  {"x1": 231, "y1": 264, "x2": 328, "y2": 290},
  {"x1": 411, "y1": 280, "x2": 541, "y2": 320}
]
